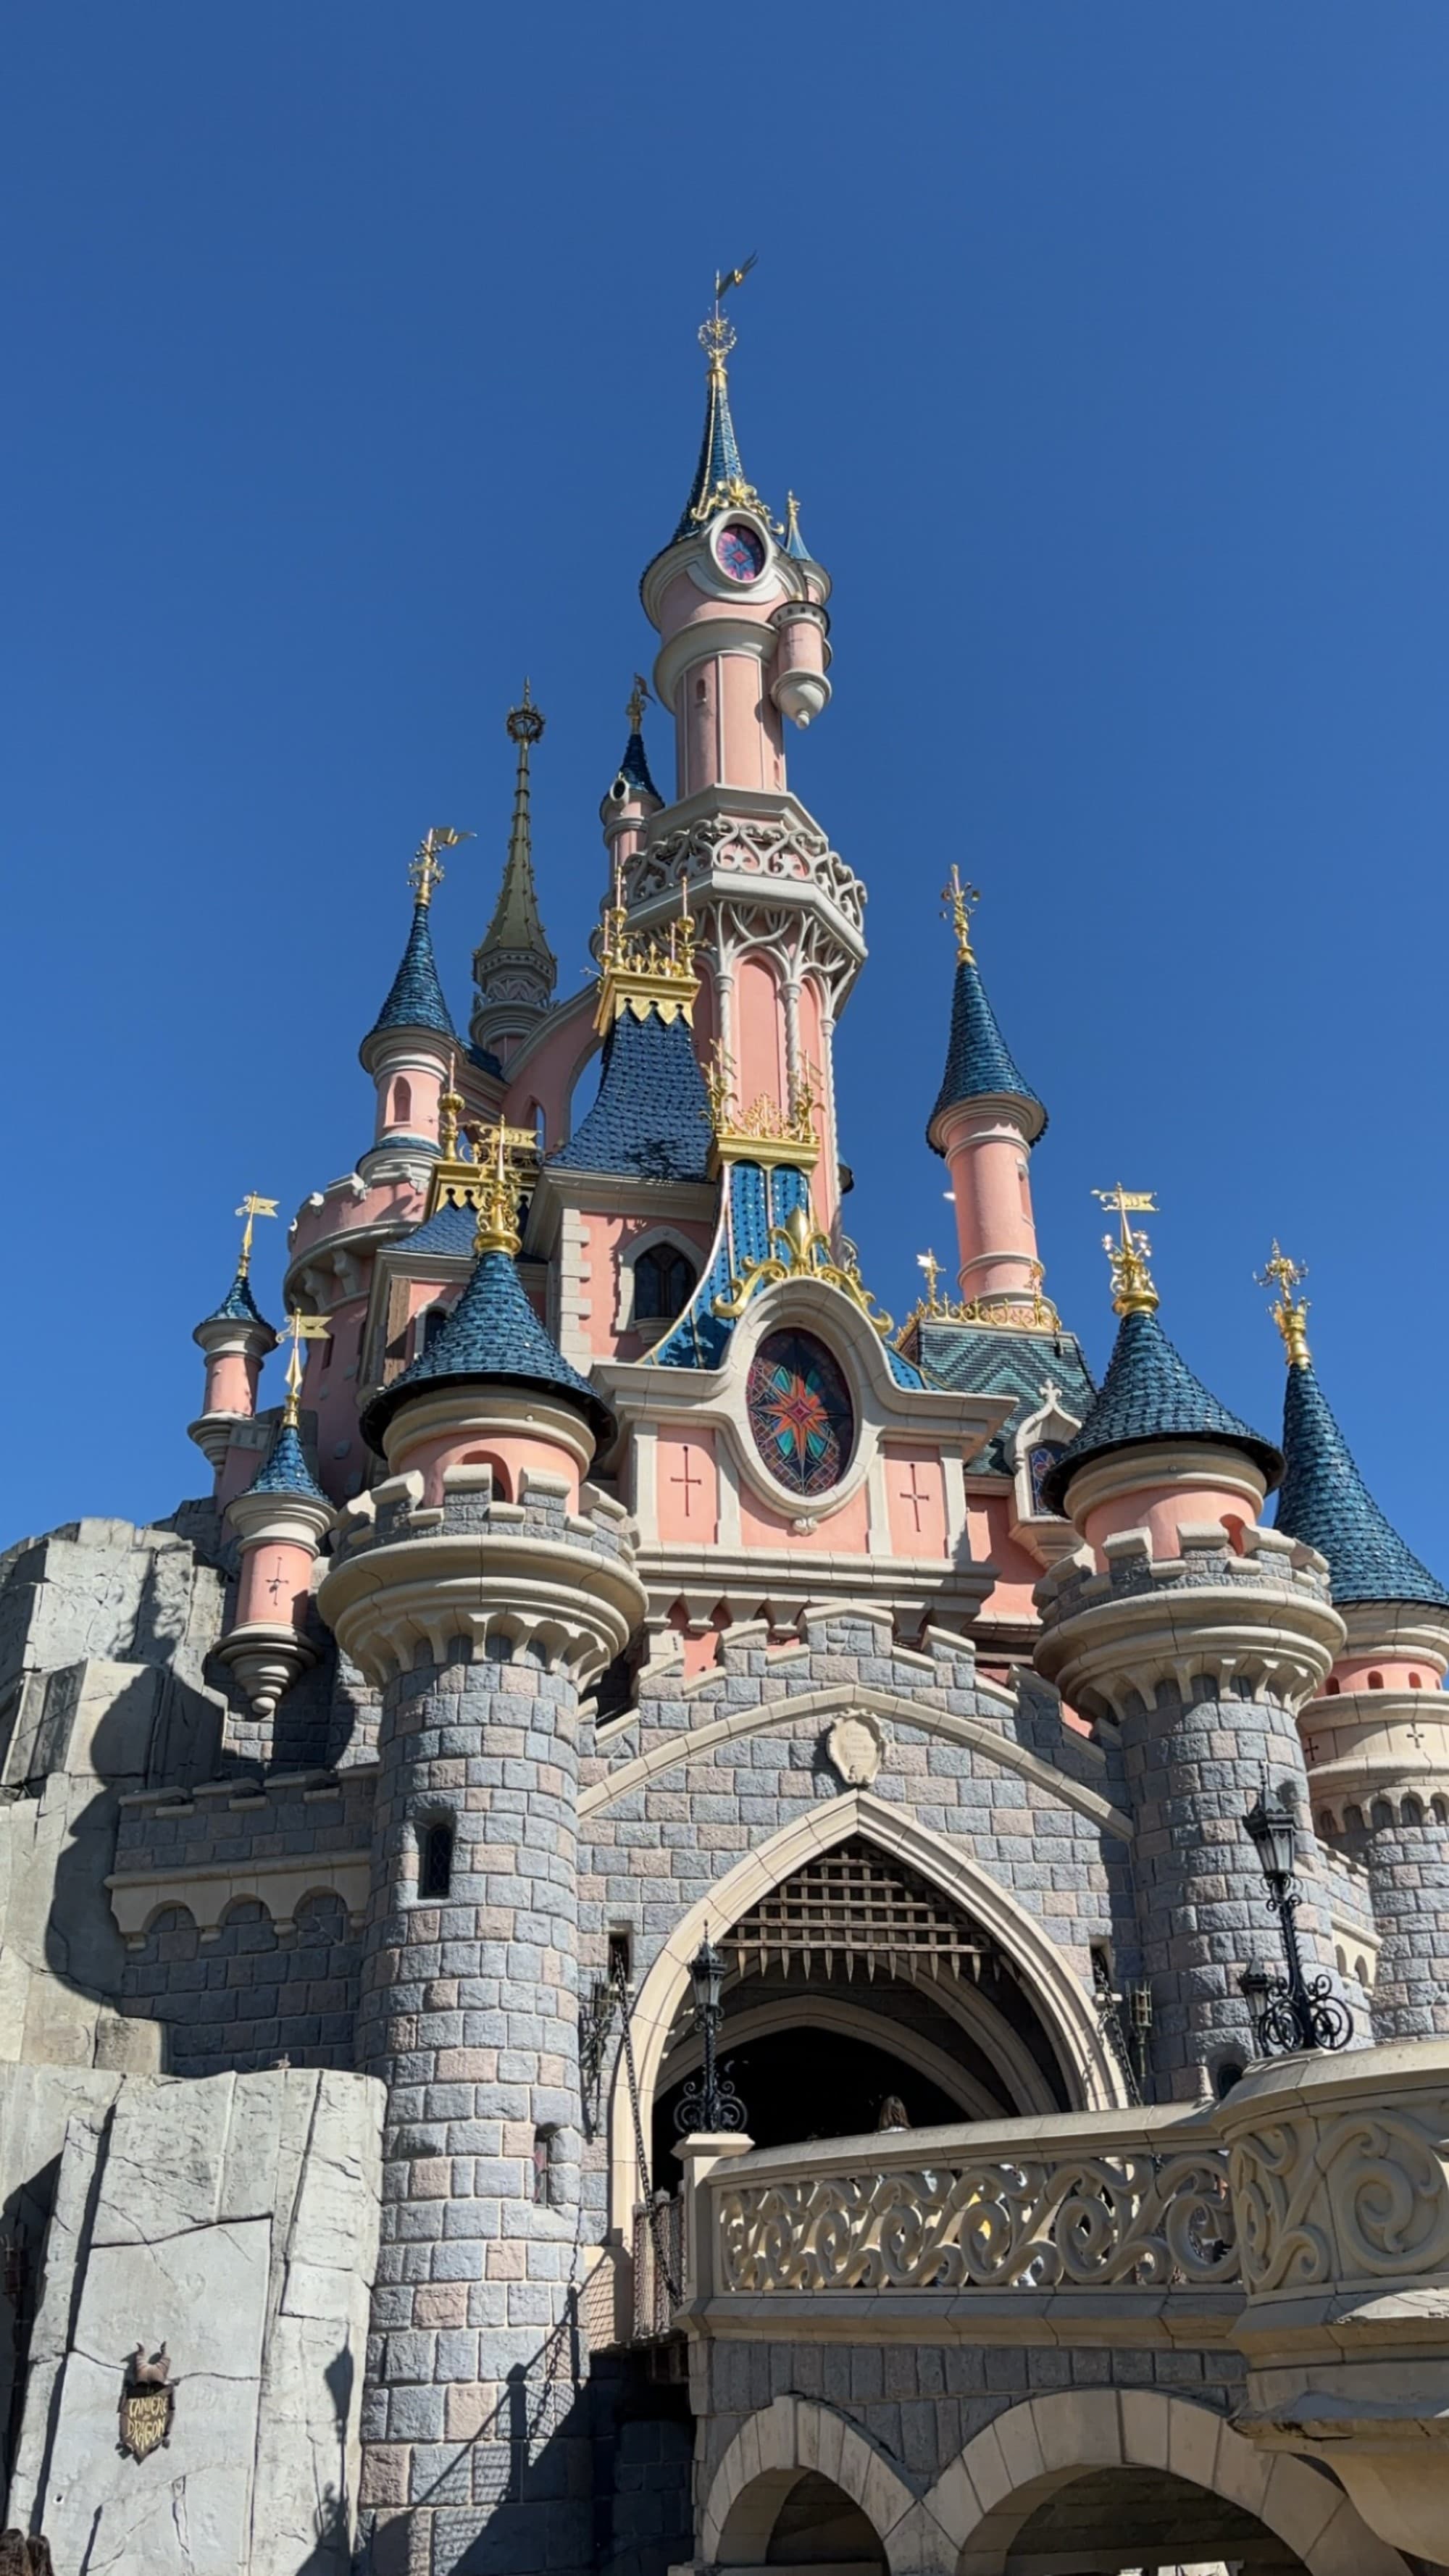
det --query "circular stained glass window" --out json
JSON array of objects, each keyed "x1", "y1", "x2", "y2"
[
  {"x1": 747, "y1": 1328, "x2": 854, "y2": 1497},
  {"x1": 717, "y1": 520, "x2": 767, "y2": 582}
]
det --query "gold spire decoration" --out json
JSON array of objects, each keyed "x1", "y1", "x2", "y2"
[
  {"x1": 472, "y1": 1124, "x2": 527, "y2": 1259},
  {"x1": 1093, "y1": 1185, "x2": 1159, "y2": 1316},
  {"x1": 409, "y1": 825, "x2": 473, "y2": 909},
  {"x1": 916, "y1": 1250, "x2": 944, "y2": 1310},
  {"x1": 626, "y1": 672, "x2": 650, "y2": 735},
  {"x1": 1258, "y1": 1241, "x2": 1311, "y2": 1368},
  {"x1": 438, "y1": 1050, "x2": 464, "y2": 1161},
  {"x1": 705, "y1": 1042, "x2": 821, "y2": 1173},
  {"x1": 943, "y1": 866, "x2": 980, "y2": 965},
  {"x1": 593, "y1": 858, "x2": 698, "y2": 1034},
  {"x1": 234, "y1": 1193, "x2": 278, "y2": 1278},
  {"x1": 714, "y1": 1202, "x2": 893, "y2": 1340},
  {"x1": 280, "y1": 1311, "x2": 330, "y2": 1427},
  {"x1": 687, "y1": 258, "x2": 779, "y2": 532}
]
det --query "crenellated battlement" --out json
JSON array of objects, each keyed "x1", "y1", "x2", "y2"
[{"x1": 318, "y1": 1461, "x2": 645, "y2": 1686}]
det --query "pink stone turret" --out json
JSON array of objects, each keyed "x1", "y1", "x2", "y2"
[
  {"x1": 927, "y1": 880, "x2": 1047, "y2": 1316},
  {"x1": 217, "y1": 1408, "x2": 334, "y2": 1723},
  {"x1": 188, "y1": 1201, "x2": 279, "y2": 1479},
  {"x1": 359, "y1": 829, "x2": 464, "y2": 1174}
]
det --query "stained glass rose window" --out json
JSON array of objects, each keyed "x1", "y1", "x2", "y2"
[{"x1": 747, "y1": 1329, "x2": 854, "y2": 1497}]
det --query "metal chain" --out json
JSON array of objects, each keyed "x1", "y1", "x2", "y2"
[{"x1": 613, "y1": 1949, "x2": 682, "y2": 2310}]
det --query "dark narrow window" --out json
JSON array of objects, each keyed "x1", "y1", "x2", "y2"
[
  {"x1": 420, "y1": 1304, "x2": 451, "y2": 1355},
  {"x1": 634, "y1": 1246, "x2": 696, "y2": 1323},
  {"x1": 419, "y1": 1820, "x2": 454, "y2": 1900},
  {"x1": 533, "y1": 2125, "x2": 557, "y2": 2207}
]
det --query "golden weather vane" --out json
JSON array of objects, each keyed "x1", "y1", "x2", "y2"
[
  {"x1": 1092, "y1": 1184, "x2": 1159, "y2": 1316},
  {"x1": 626, "y1": 672, "x2": 651, "y2": 734},
  {"x1": 280, "y1": 1310, "x2": 330, "y2": 1426},
  {"x1": 916, "y1": 1249, "x2": 944, "y2": 1310},
  {"x1": 235, "y1": 1193, "x2": 278, "y2": 1278},
  {"x1": 942, "y1": 866, "x2": 980, "y2": 963},
  {"x1": 409, "y1": 825, "x2": 474, "y2": 909},
  {"x1": 1257, "y1": 1240, "x2": 1311, "y2": 1368}
]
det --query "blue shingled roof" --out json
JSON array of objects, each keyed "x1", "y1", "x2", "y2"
[
  {"x1": 1275, "y1": 1361, "x2": 1449, "y2": 1609},
  {"x1": 249, "y1": 1417, "x2": 328, "y2": 1502},
  {"x1": 613, "y1": 727, "x2": 660, "y2": 801},
  {"x1": 927, "y1": 953, "x2": 1045, "y2": 1149},
  {"x1": 672, "y1": 359, "x2": 751, "y2": 544},
  {"x1": 361, "y1": 1247, "x2": 613, "y2": 1452},
  {"x1": 551, "y1": 1007, "x2": 713, "y2": 1184},
  {"x1": 400, "y1": 1197, "x2": 485, "y2": 1258},
  {"x1": 1039, "y1": 1307, "x2": 1281, "y2": 1515},
  {"x1": 917, "y1": 1321, "x2": 1097, "y2": 1473},
  {"x1": 202, "y1": 1264, "x2": 271, "y2": 1330},
  {"x1": 364, "y1": 901, "x2": 456, "y2": 1047}
]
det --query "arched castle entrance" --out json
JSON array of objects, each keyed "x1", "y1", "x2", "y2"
[{"x1": 608, "y1": 1791, "x2": 1124, "y2": 2230}]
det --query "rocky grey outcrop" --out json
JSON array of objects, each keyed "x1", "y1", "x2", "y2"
[{"x1": 4, "y1": 2063, "x2": 383, "y2": 2575}]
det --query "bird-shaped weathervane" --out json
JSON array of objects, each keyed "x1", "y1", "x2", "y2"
[{"x1": 714, "y1": 253, "x2": 757, "y2": 304}]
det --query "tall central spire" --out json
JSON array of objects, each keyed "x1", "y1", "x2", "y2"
[
  {"x1": 472, "y1": 683, "x2": 557, "y2": 1026},
  {"x1": 672, "y1": 285, "x2": 777, "y2": 543}
]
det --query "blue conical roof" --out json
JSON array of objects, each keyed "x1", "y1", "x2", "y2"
[
  {"x1": 1275, "y1": 1360, "x2": 1449, "y2": 1609},
  {"x1": 784, "y1": 498, "x2": 817, "y2": 564},
  {"x1": 673, "y1": 356, "x2": 751, "y2": 543},
  {"x1": 551, "y1": 1007, "x2": 711, "y2": 1184},
  {"x1": 364, "y1": 901, "x2": 456, "y2": 1048},
  {"x1": 249, "y1": 1415, "x2": 328, "y2": 1502},
  {"x1": 611, "y1": 726, "x2": 660, "y2": 801},
  {"x1": 200, "y1": 1263, "x2": 272, "y2": 1331},
  {"x1": 360, "y1": 1247, "x2": 614, "y2": 1453},
  {"x1": 927, "y1": 953, "x2": 1045, "y2": 1149},
  {"x1": 1039, "y1": 1306, "x2": 1281, "y2": 1516}
]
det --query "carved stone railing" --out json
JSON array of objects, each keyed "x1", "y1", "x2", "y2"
[{"x1": 693, "y1": 2108, "x2": 1239, "y2": 2312}]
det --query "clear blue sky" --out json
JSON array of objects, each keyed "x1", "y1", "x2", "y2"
[{"x1": 4, "y1": 4, "x2": 1446, "y2": 1568}]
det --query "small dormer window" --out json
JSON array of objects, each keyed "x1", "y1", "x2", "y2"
[{"x1": 634, "y1": 1246, "x2": 696, "y2": 1325}]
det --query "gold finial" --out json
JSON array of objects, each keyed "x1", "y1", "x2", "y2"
[
  {"x1": 280, "y1": 1310, "x2": 330, "y2": 1428},
  {"x1": 1092, "y1": 1184, "x2": 1159, "y2": 1316},
  {"x1": 1258, "y1": 1241, "x2": 1311, "y2": 1368},
  {"x1": 472, "y1": 1124, "x2": 523, "y2": 1259},
  {"x1": 785, "y1": 492, "x2": 802, "y2": 547},
  {"x1": 942, "y1": 866, "x2": 980, "y2": 964},
  {"x1": 626, "y1": 672, "x2": 650, "y2": 735},
  {"x1": 506, "y1": 679, "x2": 546, "y2": 749},
  {"x1": 916, "y1": 1250, "x2": 944, "y2": 1310},
  {"x1": 438, "y1": 1050, "x2": 464, "y2": 1160},
  {"x1": 410, "y1": 825, "x2": 474, "y2": 908},
  {"x1": 234, "y1": 1192, "x2": 279, "y2": 1279}
]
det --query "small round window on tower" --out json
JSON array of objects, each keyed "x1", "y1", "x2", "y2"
[
  {"x1": 746, "y1": 1328, "x2": 854, "y2": 1497},
  {"x1": 715, "y1": 519, "x2": 767, "y2": 583}
]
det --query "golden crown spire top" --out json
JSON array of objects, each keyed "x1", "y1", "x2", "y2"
[
  {"x1": 1257, "y1": 1241, "x2": 1311, "y2": 1368},
  {"x1": 409, "y1": 824, "x2": 473, "y2": 910},
  {"x1": 1093, "y1": 1184, "x2": 1160, "y2": 1316},
  {"x1": 943, "y1": 866, "x2": 980, "y2": 965}
]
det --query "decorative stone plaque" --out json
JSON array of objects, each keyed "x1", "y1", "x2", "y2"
[
  {"x1": 117, "y1": 2343, "x2": 173, "y2": 2462},
  {"x1": 826, "y1": 1712, "x2": 883, "y2": 1786}
]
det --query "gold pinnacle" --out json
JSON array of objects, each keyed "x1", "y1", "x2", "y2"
[
  {"x1": 281, "y1": 1310, "x2": 330, "y2": 1427},
  {"x1": 1092, "y1": 1185, "x2": 1159, "y2": 1316},
  {"x1": 942, "y1": 866, "x2": 980, "y2": 964},
  {"x1": 1257, "y1": 1241, "x2": 1311, "y2": 1369},
  {"x1": 410, "y1": 826, "x2": 474, "y2": 909},
  {"x1": 235, "y1": 1192, "x2": 278, "y2": 1278}
]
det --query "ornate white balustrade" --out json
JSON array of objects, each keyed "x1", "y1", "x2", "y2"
[{"x1": 709, "y1": 2109, "x2": 1238, "y2": 2299}]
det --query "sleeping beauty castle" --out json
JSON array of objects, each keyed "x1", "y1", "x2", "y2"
[{"x1": 6, "y1": 288, "x2": 1449, "y2": 2576}]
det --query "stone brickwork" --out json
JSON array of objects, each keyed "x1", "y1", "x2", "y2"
[
  {"x1": 1036, "y1": 1534, "x2": 1345, "y2": 2102},
  {"x1": 1339, "y1": 1804, "x2": 1449, "y2": 2038},
  {"x1": 120, "y1": 1889, "x2": 360, "y2": 2074}
]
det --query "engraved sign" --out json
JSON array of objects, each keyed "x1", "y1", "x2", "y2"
[{"x1": 118, "y1": 2343, "x2": 174, "y2": 2462}]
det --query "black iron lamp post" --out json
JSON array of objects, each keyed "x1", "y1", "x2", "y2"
[
  {"x1": 673, "y1": 1933, "x2": 748, "y2": 2137},
  {"x1": 1239, "y1": 1791, "x2": 1353, "y2": 2055}
]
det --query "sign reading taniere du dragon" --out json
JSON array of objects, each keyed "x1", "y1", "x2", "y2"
[{"x1": 117, "y1": 2343, "x2": 174, "y2": 2462}]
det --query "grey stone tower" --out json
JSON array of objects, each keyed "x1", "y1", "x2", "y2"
[
  {"x1": 1271, "y1": 1283, "x2": 1449, "y2": 2039},
  {"x1": 320, "y1": 1195, "x2": 643, "y2": 2575},
  {"x1": 1036, "y1": 1249, "x2": 1345, "y2": 2100}
]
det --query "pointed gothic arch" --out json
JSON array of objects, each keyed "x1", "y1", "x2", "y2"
[{"x1": 606, "y1": 1788, "x2": 1125, "y2": 2230}]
